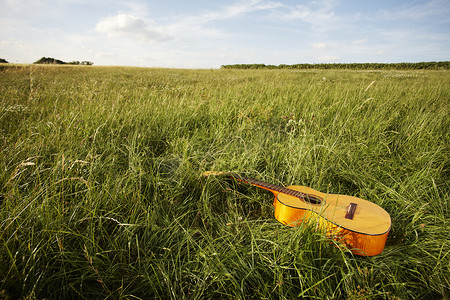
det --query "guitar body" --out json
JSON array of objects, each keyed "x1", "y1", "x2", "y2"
[
  {"x1": 203, "y1": 171, "x2": 391, "y2": 256},
  {"x1": 273, "y1": 185, "x2": 390, "y2": 256}
]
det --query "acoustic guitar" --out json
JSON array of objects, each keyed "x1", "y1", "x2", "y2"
[{"x1": 203, "y1": 171, "x2": 391, "y2": 256}]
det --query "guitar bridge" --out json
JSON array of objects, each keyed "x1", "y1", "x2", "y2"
[{"x1": 345, "y1": 203, "x2": 357, "y2": 220}]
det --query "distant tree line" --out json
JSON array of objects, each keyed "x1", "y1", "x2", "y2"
[
  {"x1": 0, "y1": 58, "x2": 9, "y2": 63},
  {"x1": 34, "y1": 57, "x2": 93, "y2": 65},
  {"x1": 221, "y1": 61, "x2": 450, "y2": 70}
]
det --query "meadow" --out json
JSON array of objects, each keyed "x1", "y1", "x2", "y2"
[{"x1": 0, "y1": 65, "x2": 448, "y2": 299}]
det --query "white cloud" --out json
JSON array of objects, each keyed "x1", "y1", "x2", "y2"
[
  {"x1": 317, "y1": 55, "x2": 339, "y2": 62},
  {"x1": 272, "y1": 0, "x2": 339, "y2": 30},
  {"x1": 168, "y1": 0, "x2": 283, "y2": 37},
  {"x1": 200, "y1": 0, "x2": 284, "y2": 22},
  {"x1": 279, "y1": 5, "x2": 311, "y2": 20},
  {"x1": 379, "y1": 0, "x2": 450, "y2": 21},
  {"x1": 313, "y1": 43, "x2": 329, "y2": 50},
  {"x1": 94, "y1": 1, "x2": 283, "y2": 44},
  {"x1": 352, "y1": 39, "x2": 368, "y2": 45},
  {"x1": 95, "y1": 14, "x2": 170, "y2": 42}
]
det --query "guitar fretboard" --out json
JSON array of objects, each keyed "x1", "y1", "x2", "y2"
[{"x1": 231, "y1": 174, "x2": 322, "y2": 205}]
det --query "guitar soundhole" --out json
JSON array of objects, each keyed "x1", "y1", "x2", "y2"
[{"x1": 304, "y1": 195, "x2": 322, "y2": 205}]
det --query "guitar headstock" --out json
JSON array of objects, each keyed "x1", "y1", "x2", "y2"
[
  {"x1": 202, "y1": 171, "x2": 243, "y2": 180},
  {"x1": 202, "y1": 171, "x2": 228, "y2": 177}
]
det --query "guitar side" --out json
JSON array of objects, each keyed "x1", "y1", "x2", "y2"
[{"x1": 273, "y1": 185, "x2": 391, "y2": 256}]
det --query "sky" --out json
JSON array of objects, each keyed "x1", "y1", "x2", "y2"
[{"x1": 1, "y1": 0, "x2": 449, "y2": 68}]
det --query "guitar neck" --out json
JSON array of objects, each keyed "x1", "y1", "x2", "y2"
[
  {"x1": 230, "y1": 173, "x2": 307, "y2": 199},
  {"x1": 202, "y1": 171, "x2": 322, "y2": 205}
]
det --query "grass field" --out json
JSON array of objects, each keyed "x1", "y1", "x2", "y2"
[{"x1": 1, "y1": 65, "x2": 448, "y2": 299}]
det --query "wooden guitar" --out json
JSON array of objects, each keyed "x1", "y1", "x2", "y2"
[{"x1": 203, "y1": 171, "x2": 391, "y2": 256}]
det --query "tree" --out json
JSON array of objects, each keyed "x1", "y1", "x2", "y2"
[
  {"x1": 0, "y1": 58, "x2": 9, "y2": 63},
  {"x1": 34, "y1": 57, "x2": 66, "y2": 64},
  {"x1": 33, "y1": 57, "x2": 94, "y2": 66}
]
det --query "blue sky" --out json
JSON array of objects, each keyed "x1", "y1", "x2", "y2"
[{"x1": 1, "y1": 0, "x2": 449, "y2": 68}]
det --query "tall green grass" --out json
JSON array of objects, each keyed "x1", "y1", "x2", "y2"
[{"x1": 1, "y1": 65, "x2": 448, "y2": 299}]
